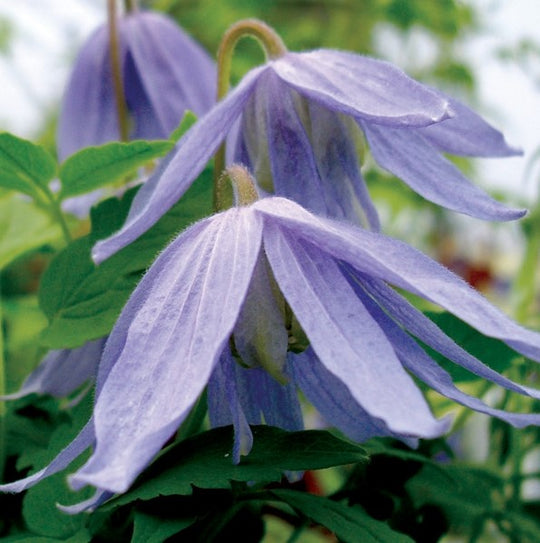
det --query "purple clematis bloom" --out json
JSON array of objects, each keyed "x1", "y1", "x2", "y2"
[
  {"x1": 4, "y1": 196, "x2": 540, "y2": 510},
  {"x1": 57, "y1": 10, "x2": 216, "y2": 160},
  {"x1": 92, "y1": 49, "x2": 523, "y2": 261},
  {"x1": 0, "y1": 338, "x2": 105, "y2": 402}
]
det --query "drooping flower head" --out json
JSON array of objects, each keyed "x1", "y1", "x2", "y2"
[
  {"x1": 4, "y1": 170, "x2": 540, "y2": 510},
  {"x1": 57, "y1": 7, "x2": 216, "y2": 159},
  {"x1": 91, "y1": 19, "x2": 524, "y2": 262}
]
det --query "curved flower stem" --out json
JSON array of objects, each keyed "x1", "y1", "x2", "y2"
[
  {"x1": 124, "y1": 0, "x2": 138, "y2": 12},
  {"x1": 213, "y1": 19, "x2": 287, "y2": 211},
  {"x1": 107, "y1": 0, "x2": 129, "y2": 142},
  {"x1": 217, "y1": 164, "x2": 259, "y2": 210}
]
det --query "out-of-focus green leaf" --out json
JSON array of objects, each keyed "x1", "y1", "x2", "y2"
[
  {"x1": 271, "y1": 489, "x2": 413, "y2": 543},
  {"x1": 169, "y1": 110, "x2": 197, "y2": 142},
  {"x1": 131, "y1": 511, "x2": 194, "y2": 543},
  {"x1": 0, "y1": 195, "x2": 60, "y2": 269},
  {"x1": 0, "y1": 132, "x2": 56, "y2": 200},
  {"x1": 58, "y1": 140, "x2": 174, "y2": 200}
]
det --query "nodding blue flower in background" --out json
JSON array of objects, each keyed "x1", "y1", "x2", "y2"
[
  {"x1": 57, "y1": 10, "x2": 216, "y2": 160},
  {"x1": 91, "y1": 47, "x2": 524, "y2": 261},
  {"x1": 0, "y1": 338, "x2": 105, "y2": 403},
  {"x1": 4, "y1": 192, "x2": 540, "y2": 510}
]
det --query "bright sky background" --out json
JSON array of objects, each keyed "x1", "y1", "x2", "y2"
[{"x1": 0, "y1": 0, "x2": 539, "y2": 205}]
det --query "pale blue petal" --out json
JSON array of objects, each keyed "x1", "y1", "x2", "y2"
[
  {"x1": 122, "y1": 12, "x2": 215, "y2": 139},
  {"x1": 255, "y1": 197, "x2": 540, "y2": 368},
  {"x1": 58, "y1": 490, "x2": 114, "y2": 515},
  {"x1": 272, "y1": 50, "x2": 450, "y2": 126},
  {"x1": 0, "y1": 420, "x2": 94, "y2": 493},
  {"x1": 0, "y1": 338, "x2": 104, "y2": 400},
  {"x1": 92, "y1": 66, "x2": 265, "y2": 263},
  {"x1": 289, "y1": 348, "x2": 419, "y2": 443},
  {"x1": 357, "y1": 274, "x2": 540, "y2": 400},
  {"x1": 208, "y1": 348, "x2": 253, "y2": 464},
  {"x1": 421, "y1": 93, "x2": 522, "y2": 157},
  {"x1": 263, "y1": 221, "x2": 446, "y2": 437},
  {"x1": 356, "y1": 287, "x2": 540, "y2": 427},
  {"x1": 71, "y1": 207, "x2": 263, "y2": 493},
  {"x1": 57, "y1": 26, "x2": 119, "y2": 160},
  {"x1": 362, "y1": 122, "x2": 526, "y2": 221}
]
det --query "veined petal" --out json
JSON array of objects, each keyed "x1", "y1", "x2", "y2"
[
  {"x1": 263, "y1": 222, "x2": 446, "y2": 437},
  {"x1": 123, "y1": 12, "x2": 215, "y2": 139},
  {"x1": 0, "y1": 338, "x2": 104, "y2": 401},
  {"x1": 0, "y1": 419, "x2": 95, "y2": 493},
  {"x1": 362, "y1": 122, "x2": 526, "y2": 221},
  {"x1": 57, "y1": 26, "x2": 119, "y2": 160},
  {"x1": 358, "y1": 275, "x2": 540, "y2": 400},
  {"x1": 306, "y1": 101, "x2": 380, "y2": 229},
  {"x1": 58, "y1": 489, "x2": 114, "y2": 515},
  {"x1": 421, "y1": 94, "x2": 522, "y2": 157},
  {"x1": 255, "y1": 198, "x2": 540, "y2": 366},
  {"x1": 71, "y1": 207, "x2": 263, "y2": 493},
  {"x1": 92, "y1": 66, "x2": 265, "y2": 263},
  {"x1": 357, "y1": 288, "x2": 540, "y2": 428},
  {"x1": 272, "y1": 50, "x2": 450, "y2": 127},
  {"x1": 208, "y1": 348, "x2": 254, "y2": 464},
  {"x1": 289, "y1": 348, "x2": 420, "y2": 443}
]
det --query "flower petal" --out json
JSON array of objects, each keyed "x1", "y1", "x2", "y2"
[
  {"x1": 272, "y1": 50, "x2": 450, "y2": 126},
  {"x1": 0, "y1": 420, "x2": 94, "y2": 493},
  {"x1": 288, "y1": 348, "x2": 420, "y2": 443},
  {"x1": 358, "y1": 275, "x2": 540, "y2": 400},
  {"x1": 0, "y1": 338, "x2": 104, "y2": 401},
  {"x1": 92, "y1": 66, "x2": 265, "y2": 263},
  {"x1": 255, "y1": 197, "x2": 540, "y2": 367},
  {"x1": 208, "y1": 348, "x2": 254, "y2": 464},
  {"x1": 57, "y1": 489, "x2": 114, "y2": 515},
  {"x1": 57, "y1": 26, "x2": 119, "y2": 160},
  {"x1": 421, "y1": 94, "x2": 522, "y2": 157},
  {"x1": 355, "y1": 281, "x2": 540, "y2": 427},
  {"x1": 122, "y1": 12, "x2": 215, "y2": 139},
  {"x1": 362, "y1": 122, "x2": 526, "y2": 221},
  {"x1": 71, "y1": 207, "x2": 263, "y2": 493},
  {"x1": 263, "y1": 221, "x2": 446, "y2": 437}
]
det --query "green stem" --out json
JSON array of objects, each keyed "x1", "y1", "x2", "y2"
[
  {"x1": 107, "y1": 0, "x2": 129, "y2": 142},
  {"x1": 213, "y1": 19, "x2": 287, "y2": 211},
  {"x1": 124, "y1": 0, "x2": 138, "y2": 12}
]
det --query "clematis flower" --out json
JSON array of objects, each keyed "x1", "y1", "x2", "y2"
[
  {"x1": 92, "y1": 47, "x2": 523, "y2": 261},
  {"x1": 4, "y1": 194, "x2": 540, "y2": 510},
  {"x1": 57, "y1": 10, "x2": 215, "y2": 160},
  {"x1": 0, "y1": 338, "x2": 105, "y2": 402}
]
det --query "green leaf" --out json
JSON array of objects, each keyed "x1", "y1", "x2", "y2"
[
  {"x1": 104, "y1": 426, "x2": 367, "y2": 509},
  {"x1": 131, "y1": 510, "x2": 194, "y2": 543},
  {"x1": 58, "y1": 139, "x2": 174, "y2": 200},
  {"x1": 0, "y1": 132, "x2": 57, "y2": 199},
  {"x1": 169, "y1": 110, "x2": 197, "y2": 142},
  {"x1": 0, "y1": 530, "x2": 91, "y2": 543},
  {"x1": 271, "y1": 489, "x2": 413, "y2": 543},
  {"x1": 0, "y1": 195, "x2": 61, "y2": 269},
  {"x1": 39, "y1": 167, "x2": 213, "y2": 349},
  {"x1": 406, "y1": 462, "x2": 504, "y2": 529},
  {"x1": 423, "y1": 311, "x2": 518, "y2": 381}
]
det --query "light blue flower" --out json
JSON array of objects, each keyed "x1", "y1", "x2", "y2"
[
  {"x1": 3, "y1": 196, "x2": 540, "y2": 511},
  {"x1": 92, "y1": 49, "x2": 523, "y2": 262},
  {"x1": 57, "y1": 10, "x2": 216, "y2": 159}
]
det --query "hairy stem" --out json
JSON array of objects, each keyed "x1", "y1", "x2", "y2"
[
  {"x1": 107, "y1": 0, "x2": 129, "y2": 142},
  {"x1": 213, "y1": 19, "x2": 287, "y2": 211}
]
